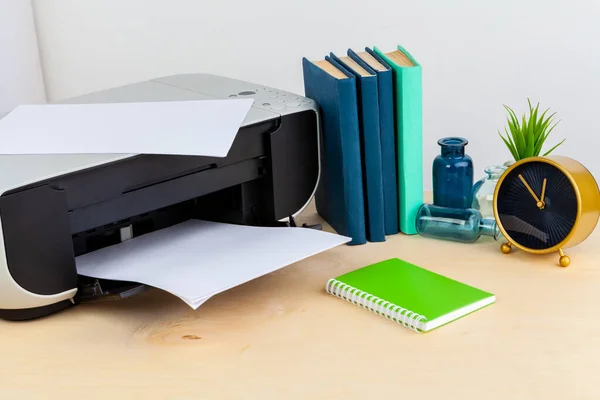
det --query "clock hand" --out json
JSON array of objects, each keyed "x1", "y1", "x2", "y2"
[
  {"x1": 518, "y1": 174, "x2": 543, "y2": 206},
  {"x1": 540, "y1": 178, "x2": 547, "y2": 209}
]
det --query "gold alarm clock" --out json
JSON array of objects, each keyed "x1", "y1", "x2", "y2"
[{"x1": 493, "y1": 155, "x2": 600, "y2": 267}]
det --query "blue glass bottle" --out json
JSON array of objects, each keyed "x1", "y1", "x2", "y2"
[
  {"x1": 415, "y1": 204, "x2": 499, "y2": 243},
  {"x1": 432, "y1": 137, "x2": 473, "y2": 208}
]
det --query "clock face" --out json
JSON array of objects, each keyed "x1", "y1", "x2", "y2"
[{"x1": 496, "y1": 160, "x2": 578, "y2": 250}]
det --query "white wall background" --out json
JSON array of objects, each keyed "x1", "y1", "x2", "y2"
[
  {"x1": 0, "y1": 0, "x2": 46, "y2": 117},
  {"x1": 30, "y1": 0, "x2": 600, "y2": 189}
]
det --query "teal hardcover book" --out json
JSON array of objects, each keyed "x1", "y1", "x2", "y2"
[
  {"x1": 330, "y1": 52, "x2": 386, "y2": 243},
  {"x1": 373, "y1": 45, "x2": 423, "y2": 235},
  {"x1": 348, "y1": 48, "x2": 399, "y2": 236},
  {"x1": 325, "y1": 258, "x2": 495, "y2": 332},
  {"x1": 302, "y1": 56, "x2": 367, "y2": 245}
]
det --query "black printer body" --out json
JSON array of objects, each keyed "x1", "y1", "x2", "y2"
[{"x1": 0, "y1": 74, "x2": 320, "y2": 320}]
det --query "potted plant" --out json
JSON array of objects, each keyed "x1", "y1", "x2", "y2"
[
  {"x1": 499, "y1": 99, "x2": 565, "y2": 165},
  {"x1": 472, "y1": 99, "x2": 565, "y2": 218}
]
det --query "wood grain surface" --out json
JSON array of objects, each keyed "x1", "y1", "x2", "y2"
[{"x1": 1, "y1": 200, "x2": 600, "y2": 399}]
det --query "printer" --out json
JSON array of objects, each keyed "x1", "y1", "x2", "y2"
[{"x1": 0, "y1": 74, "x2": 320, "y2": 320}]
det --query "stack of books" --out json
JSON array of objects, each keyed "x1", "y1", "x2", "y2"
[{"x1": 302, "y1": 45, "x2": 423, "y2": 245}]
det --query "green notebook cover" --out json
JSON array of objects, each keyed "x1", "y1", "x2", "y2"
[
  {"x1": 373, "y1": 45, "x2": 423, "y2": 235},
  {"x1": 325, "y1": 258, "x2": 495, "y2": 332}
]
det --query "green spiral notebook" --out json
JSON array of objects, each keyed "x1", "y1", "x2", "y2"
[{"x1": 325, "y1": 258, "x2": 495, "y2": 332}]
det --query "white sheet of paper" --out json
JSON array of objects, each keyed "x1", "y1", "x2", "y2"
[
  {"x1": 75, "y1": 220, "x2": 350, "y2": 309},
  {"x1": 0, "y1": 99, "x2": 253, "y2": 157}
]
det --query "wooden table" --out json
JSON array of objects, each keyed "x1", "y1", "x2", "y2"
[{"x1": 1, "y1": 200, "x2": 600, "y2": 399}]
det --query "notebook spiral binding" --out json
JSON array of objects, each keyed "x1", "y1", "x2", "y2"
[{"x1": 325, "y1": 278, "x2": 427, "y2": 332}]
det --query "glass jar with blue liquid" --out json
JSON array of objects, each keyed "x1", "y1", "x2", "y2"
[{"x1": 432, "y1": 137, "x2": 473, "y2": 208}]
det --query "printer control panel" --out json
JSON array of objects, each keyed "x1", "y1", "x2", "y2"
[
  {"x1": 227, "y1": 87, "x2": 314, "y2": 114},
  {"x1": 152, "y1": 74, "x2": 318, "y2": 127}
]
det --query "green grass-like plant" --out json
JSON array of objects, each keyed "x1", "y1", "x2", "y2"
[{"x1": 499, "y1": 99, "x2": 565, "y2": 161}]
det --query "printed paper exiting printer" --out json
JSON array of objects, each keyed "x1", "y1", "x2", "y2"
[
  {"x1": 0, "y1": 73, "x2": 326, "y2": 320},
  {"x1": 76, "y1": 219, "x2": 350, "y2": 309}
]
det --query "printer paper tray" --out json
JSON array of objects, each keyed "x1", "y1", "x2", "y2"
[
  {"x1": 74, "y1": 219, "x2": 350, "y2": 310},
  {"x1": 75, "y1": 277, "x2": 149, "y2": 303},
  {"x1": 72, "y1": 215, "x2": 324, "y2": 305}
]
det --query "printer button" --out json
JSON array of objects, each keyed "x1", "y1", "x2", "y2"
[{"x1": 270, "y1": 104, "x2": 286, "y2": 111}]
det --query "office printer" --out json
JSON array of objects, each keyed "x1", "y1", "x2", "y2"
[{"x1": 0, "y1": 74, "x2": 320, "y2": 320}]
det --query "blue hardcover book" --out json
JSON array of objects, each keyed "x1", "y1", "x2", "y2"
[
  {"x1": 348, "y1": 48, "x2": 399, "y2": 235},
  {"x1": 302, "y1": 56, "x2": 367, "y2": 245},
  {"x1": 330, "y1": 52, "x2": 386, "y2": 242}
]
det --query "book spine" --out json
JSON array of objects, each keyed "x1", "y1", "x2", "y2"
[
  {"x1": 396, "y1": 65, "x2": 423, "y2": 235},
  {"x1": 301, "y1": 57, "x2": 367, "y2": 245},
  {"x1": 330, "y1": 52, "x2": 386, "y2": 243},
  {"x1": 373, "y1": 46, "x2": 423, "y2": 235},
  {"x1": 359, "y1": 48, "x2": 399, "y2": 235},
  {"x1": 375, "y1": 70, "x2": 399, "y2": 235},
  {"x1": 357, "y1": 78, "x2": 386, "y2": 242},
  {"x1": 325, "y1": 278, "x2": 426, "y2": 332},
  {"x1": 336, "y1": 78, "x2": 368, "y2": 245}
]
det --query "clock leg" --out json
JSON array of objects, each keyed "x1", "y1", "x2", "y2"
[
  {"x1": 501, "y1": 242, "x2": 512, "y2": 254},
  {"x1": 558, "y1": 249, "x2": 570, "y2": 267}
]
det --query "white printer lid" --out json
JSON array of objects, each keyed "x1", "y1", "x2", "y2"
[{"x1": 0, "y1": 74, "x2": 315, "y2": 194}]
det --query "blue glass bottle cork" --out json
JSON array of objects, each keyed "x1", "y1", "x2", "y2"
[{"x1": 432, "y1": 137, "x2": 474, "y2": 208}]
